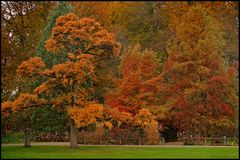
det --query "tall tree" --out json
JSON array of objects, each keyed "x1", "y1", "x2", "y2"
[
  {"x1": 2, "y1": 13, "x2": 120, "y2": 148},
  {"x1": 159, "y1": 4, "x2": 238, "y2": 137}
]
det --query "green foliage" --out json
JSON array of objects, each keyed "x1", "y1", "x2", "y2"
[
  {"x1": 1, "y1": 132, "x2": 24, "y2": 144},
  {"x1": 31, "y1": 106, "x2": 68, "y2": 133},
  {"x1": 32, "y1": 2, "x2": 73, "y2": 135},
  {"x1": 37, "y1": 1, "x2": 73, "y2": 68}
]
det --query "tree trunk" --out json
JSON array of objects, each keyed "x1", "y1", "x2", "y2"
[
  {"x1": 69, "y1": 81, "x2": 78, "y2": 149},
  {"x1": 70, "y1": 118, "x2": 78, "y2": 149},
  {"x1": 24, "y1": 128, "x2": 31, "y2": 147}
]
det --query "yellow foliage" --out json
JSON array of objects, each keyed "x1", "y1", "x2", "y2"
[
  {"x1": 104, "y1": 107, "x2": 133, "y2": 125},
  {"x1": 197, "y1": 66, "x2": 211, "y2": 76},
  {"x1": 86, "y1": 103, "x2": 104, "y2": 119},
  {"x1": 68, "y1": 103, "x2": 104, "y2": 128},
  {"x1": 133, "y1": 108, "x2": 156, "y2": 128},
  {"x1": 144, "y1": 120, "x2": 160, "y2": 144},
  {"x1": 132, "y1": 108, "x2": 160, "y2": 143}
]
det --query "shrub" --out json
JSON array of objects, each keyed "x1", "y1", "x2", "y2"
[{"x1": 1, "y1": 132, "x2": 24, "y2": 144}]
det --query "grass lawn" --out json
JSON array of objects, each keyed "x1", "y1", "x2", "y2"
[{"x1": 1, "y1": 145, "x2": 239, "y2": 159}]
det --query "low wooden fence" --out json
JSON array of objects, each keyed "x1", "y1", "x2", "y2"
[
  {"x1": 34, "y1": 132, "x2": 239, "y2": 146},
  {"x1": 77, "y1": 137, "x2": 238, "y2": 145},
  {"x1": 181, "y1": 137, "x2": 239, "y2": 145},
  {"x1": 77, "y1": 138, "x2": 164, "y2": 145}
]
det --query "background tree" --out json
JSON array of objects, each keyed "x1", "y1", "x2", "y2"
[
  {"x1": 160, "y1": 4, "x2": 238, "y2": 137},
  {"x1": 105, "y1": 44, "x2": 161, "y2": 115},
  {"x1": 1, "y1": 1, "x2": 54, "y2": 101}
]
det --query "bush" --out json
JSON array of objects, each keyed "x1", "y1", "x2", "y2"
[{"x1": 2, "y1": 132, "x2": 24, "y2": 144}]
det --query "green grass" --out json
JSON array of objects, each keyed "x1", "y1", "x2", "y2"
[{"x1": 1, "y1": 145, "x2": 239, "y2": 159}]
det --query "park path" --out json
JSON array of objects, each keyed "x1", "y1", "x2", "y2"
[{"x1": 1, "y1": 142, "x2": 238, "y2": 147}]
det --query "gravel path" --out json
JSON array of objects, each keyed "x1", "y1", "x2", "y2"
[{"x1": 1, "y1": 142, "x2": 238, "y2": 147}]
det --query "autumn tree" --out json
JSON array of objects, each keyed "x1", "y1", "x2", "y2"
[
  {"x1": 39, "y1": 13, "x2": 119, "y2": 148},
  {"x1": 159, "y1": 4, "x2": 238, "y2": 137},
  {"x1": 104, "y1": 44, "x2": 166, "y2": 141},
  {"x1": 2, "y1": 13, "x2": 120, "y2": 148},
  {"x1": 104, "y1": 44, "x2": 167, "y2": 139},
  {"x1": 190, "y1": 1, "x2": 239, "y2": 66}
]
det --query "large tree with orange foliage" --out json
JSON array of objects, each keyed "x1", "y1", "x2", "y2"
[{"x1": 1, "y1": 13, "x2": 120, "y2": 148}]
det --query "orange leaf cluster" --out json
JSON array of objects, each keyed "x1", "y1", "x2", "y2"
[
  {"x1": 41, "y1": 58, "x2": 94, "y2": 87},
  {"x1": 45, "y1": 13, "x2": 121, "y2": 57},
  {"x1": 133, "y1": 108, "x2": 157, "y2": 128},
  {"x1": 17, "y1": 57, "x2": 45, "y2": 77},
  {"x1": 68, "y1": 103, "x2": 104, "y2": 128},
  {"x1": 104, "y1": 107, "x2": 133, "y2": 126},
  {"x1": 1, "y1": 93, "x2": 46, "y2": 117}
]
